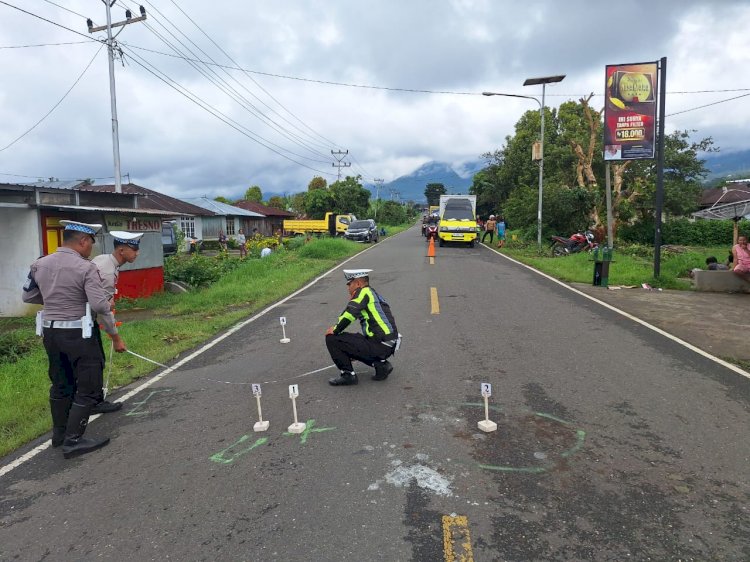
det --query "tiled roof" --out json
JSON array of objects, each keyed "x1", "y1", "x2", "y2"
[
  {"x1": 232, "y1": 200, "x2": 295, "y2": 217},
  {"x1": 85, "y1": 184, "x2": 213, "y2": 216},
  {"x1": 700, "y1": 184, "x2": 750, "y2": 207}
]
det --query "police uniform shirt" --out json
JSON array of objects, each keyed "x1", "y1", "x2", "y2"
[
  {"x1": 332, "y1": 286, "x2": 398, "y2": 341},
  {"x1": 91, "y1": 253, "x2": 120, "y2": 334},
  {"x1": 91, "y1": 253, "x2": 119, "y2": 299},
  {"x1": 23, "y1": 247, "x2": 116, "y2": 335}
]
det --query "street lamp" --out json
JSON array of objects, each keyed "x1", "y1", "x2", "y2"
[
  {"x1": 523, "y1": 75, "x2": 565, "y2": 249},
  {"x1": 482, "y1": 73, "x2": 565, "y2": 250}
]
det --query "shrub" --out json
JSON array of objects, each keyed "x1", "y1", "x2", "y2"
[
  {"x1": 164, "y1": 254, "x2": 242, "y2": 287},
  {"x1": 619, "y1": 218, "x2": 749, "y2": 246}
]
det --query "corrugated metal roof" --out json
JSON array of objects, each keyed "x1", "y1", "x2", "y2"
[
  {"x1": 17, "y1": 180, "x2": 87, "y2": 189},
  {"x1": 181, "y1": 196, "x2": 265, "y2": 217}
]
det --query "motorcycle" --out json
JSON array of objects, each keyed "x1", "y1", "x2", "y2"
[
  {"x1": 550, "y1": 230, "x2": 597, "y2": 257},
  {"x1": 425, "y1": 223, "x2": 438, "y2": 242}
]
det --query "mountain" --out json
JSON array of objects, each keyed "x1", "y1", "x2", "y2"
[
  {"x1": 369, "y1": 159, "x2": 485, "y2": 202},
  {"x1": 702, "y1": 149, "x2": 750, "y2": 184}
]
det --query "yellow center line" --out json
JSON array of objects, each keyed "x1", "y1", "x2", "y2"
[
  {"x1": 430, "y1": 287, "x2": 440, "y2": 314},
  {"x1": 442, "y1": 515, "x2": 474, "y2": 562}
]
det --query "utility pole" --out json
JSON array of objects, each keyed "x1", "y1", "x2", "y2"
[
  {"x1": 373, "y1": 178, "x2": 384, "y2": 219},
  {"x1": 87, "y1": 3, "x2": 147, "y2": 193},
  {"x1": 331, "y1": 150, "x2": 351, "y2": 183}
]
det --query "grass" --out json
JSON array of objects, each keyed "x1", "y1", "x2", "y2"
[
  {"x1": 0, "y1": 228, "x2": 409, "y2": 457},
  {"x1": 487, "y1": 235, "x2": 730, "y2": 290}
]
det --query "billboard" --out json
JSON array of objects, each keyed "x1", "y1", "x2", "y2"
[{"x1": 603, "y1": 62, "x2": 658, "y2": 160}]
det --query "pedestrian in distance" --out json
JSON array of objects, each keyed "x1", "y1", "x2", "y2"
[
  {"x1": 495, "y1": 216, "x2": 507, "y2": 248},
  {"x1": 218, "y1": 230, "x2": 228, "y2": 252},
  {"x1": 22, "y1": 221, "x2": 126, "y2": 459},
  {"x1": 325, "y1": 269, "x2": 400, "y2": 386},
  {"x1": 90, "y1": 231, "x2": 142, "y2": 414},
  {"x1": 237, "y1": 229, "x2": 247, "y2": 258},
  {"x1": 482, "y1": 215, "x2": 497, "y2": 244},
  {"x1": 731, "y1": 235, "x2": 750, "y2": 282}
]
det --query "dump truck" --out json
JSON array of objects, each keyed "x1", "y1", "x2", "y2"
[
  {"x1": 282, "y1": 212, "x2": 356, "y2": 237},
  {"x1": 437, "y1": 194, "x2": 477, "y2": 247}
]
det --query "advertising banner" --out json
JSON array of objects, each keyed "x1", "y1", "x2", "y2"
[
  {"x1": 105, "y1": 215, "x2": 161, "y2": 231},
  {"x1": 603, "y1": 62, "x2": 658, "y2": 160}
]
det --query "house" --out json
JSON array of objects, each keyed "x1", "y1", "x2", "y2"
[
  {"x1": 180, "y1": 197, "x2": 264, "y2": 241},
  {"x1": 699, "y1": 181, "x2": 750, "y2": 210},
  {"x1": 0, "y1": 181, "x2": 204, "y2": 316},
  {"x1": 83, "y1": 184, "x2": 214, "y2": 248},
  {"x1": 232, "y1": 201, "x2": 295, "y2": 236}
]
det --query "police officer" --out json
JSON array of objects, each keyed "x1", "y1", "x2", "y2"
[
  {"x1": 22, "y1": 221, "x2": 126, "y2": 459},
  {"x1": 90, "y1": 230, "x2": 142, "y2": 413},
  {"x1": 325, "y1": 269, "x2": 399, "y2": 386}
]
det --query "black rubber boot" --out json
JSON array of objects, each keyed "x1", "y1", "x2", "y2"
[
  {"x1": 372, "y1": 360, "x2": 393, "y2": 381},
  {"x1": 91, "y1": 400, "x2": 122, "y2": 414},
  {"x1": 50, "y1": 398, "x2": 72, "y2": 448},
  {"x1": 328, "y1": 371, "x2": 358, "y2": 386},
  {"x1": 61, "y1": 403, "x2": 110, "y2": 459}
]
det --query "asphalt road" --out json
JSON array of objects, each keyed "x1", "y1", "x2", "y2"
[{"x1": 1, "y1": 226, "x2": 749, "y2": 561}]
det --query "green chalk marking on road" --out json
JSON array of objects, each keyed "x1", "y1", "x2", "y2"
[
  {"x1": 478, "y1": 464, "x2": 548, "y2": 474},
  {"x1": 282, "y1": 419, "x2": 336, "y2": 444},
  {"x1": 209, "y1": 435, "x2": 268, "y2": 465},
  {"x1": 125, "y1": 389, "x2": 172, "y2": 417}
]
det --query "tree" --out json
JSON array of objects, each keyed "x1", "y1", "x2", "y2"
[
  {"x1": 377, "y1": 200, "x2": 408, "y2": 225},
  {"x1": 244, "y1": 186, "x2": 263, "y2": 202},
  {"x1": 304, "y1": 189, "x2": 334, "y2": 219},
  {"x1": 424, "y1": 183, "x2": 446, "y2": 206},
  {"x1": 330, "y1": 175, "x2": 371, "y2": 217},
  {"x1": 214, "y1": 196, "x2": 232, "y2": 204},
  {"x1": 289, "y1": 192, "x2": 307, "y2": 216},
  {"x1": 266, "y1": 195, "x2": 287, "y2": 210},
  {"x1": 308, "y1": 176, "x2": 327, "y2": 191}
]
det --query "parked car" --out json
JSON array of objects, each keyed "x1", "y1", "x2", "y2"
[
  {"x1": 161, "y1": 221, "x2": 178, "y2": 256},
  {"x1": 344, "y1": 219, "x2": 379, "y2": 243}
]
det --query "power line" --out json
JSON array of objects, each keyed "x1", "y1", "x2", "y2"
[
  {"x1": 164, "y1": 0, "x2": 340, "y2": 151},
  {"x1": 123, "y1": 48, "x2": 336, "y2": 177},
  {"x1": 0, "y1": 1, "x2": 98, "y2": 42},
  {"x1": 666, "y1": 92, "x2": 750, "y2": 117},
  {"x1": 0, "y1": 40, "x2": 91, "y2": 49},
  {"x1": 0, "y1": 44, "x2": 104, "y2": 152},
  {"x1": 40, "y1": 0, "x2": 87, "y2": 20},
  {"x1": 119, "y1": 1, "x2": 334, "y2": 161}
]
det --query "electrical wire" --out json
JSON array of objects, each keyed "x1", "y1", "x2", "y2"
[
  {"x1": 0, "y1": 1, "x2": 97, "y2": 42},
  {"x1": 0, "y1": 43, "x2": 104, "y2": 152},
  {"x1": 123, "y1": 48, "x2": 336, "y2": 177},
  {"x1": 40, "y1": 0, "x2": 86, "y2": 20},
  {"x1": 666, "y1": 92, "x2": 750, "y2": 117},
  {"x1": 118, "y1": 1, "x2": 334, "y2": 161},
  {"x1": 0, "y1": 40, "x2": 91, "y2": 49},
  {"x1": 166, "y1": 0, "x2": 341, "y2": 150}
]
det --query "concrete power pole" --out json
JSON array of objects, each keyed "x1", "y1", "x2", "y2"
[
  {"x1": 331, "y1": 150, "x2": 351, "y2": 183},
  {"x1": 87, "y1": 3, "x2": 147, "y2": 193},
  {"x1": 373, "y1": 178, "x2": 384, "y2": 219}
]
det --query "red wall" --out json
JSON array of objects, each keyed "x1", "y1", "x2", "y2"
[{"x1": 118, "y1": 267, "x2": 164, "y2": 299}]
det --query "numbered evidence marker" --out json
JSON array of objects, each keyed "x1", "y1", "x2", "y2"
[
  {"x1": 287, "y1": 384, "x2": 306, "y2": 433},
  {"x1": 252, "y1": 384, "x2": 269, "y2": 432},
  {"x1": 478, "y1": 382, "x2": 497, "y2": 432},
  {"x1": 279, "y1": 316, "x2": 290, "y2": 344}
]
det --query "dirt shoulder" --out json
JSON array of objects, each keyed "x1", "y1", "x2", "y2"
[{"x1": 571, "y1": 283, "x2": 750, "y2": 366}]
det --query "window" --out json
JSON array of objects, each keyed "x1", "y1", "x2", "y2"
[
  {"x1": 225, "y1": 218, "x2": 235, "y2": 236},
  {"x1": 180, "y1": 216, "x2": 195, "y2": 238}
]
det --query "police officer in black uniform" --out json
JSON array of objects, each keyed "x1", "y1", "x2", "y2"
[
  {"x1": 23, "y1": 221, "x2": 126, "y2": 459},
  {"x1": 325, "y1": 269, "x2": 399, "y2": 386}
]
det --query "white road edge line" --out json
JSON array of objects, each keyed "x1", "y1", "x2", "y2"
[
  {"x1": 481, "y1": 243, "x2": 750, "y2": 380},
  {"x1": 0, "y1": 234, "x2": 400, "y2": 478}
]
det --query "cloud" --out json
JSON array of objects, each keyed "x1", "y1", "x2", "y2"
[{"x1": 0, "y1": 0, "x2": 748, "y2": 199}]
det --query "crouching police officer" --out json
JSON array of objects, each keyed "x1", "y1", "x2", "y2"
[
  {"x1": 325, "y1": 269, "x2": 399, "y2": 386},
  {"x1": 22, "y1": 221, "x2": 127, "y2": 459}
]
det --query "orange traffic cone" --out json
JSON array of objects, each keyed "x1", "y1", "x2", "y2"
[{"x1": 427, "y1": 237, "x2": 436, "y2": 257}]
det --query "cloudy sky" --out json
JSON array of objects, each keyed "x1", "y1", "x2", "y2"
[{"x1": 1, "y1": 0, "x2": 749, "y2": 199}]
